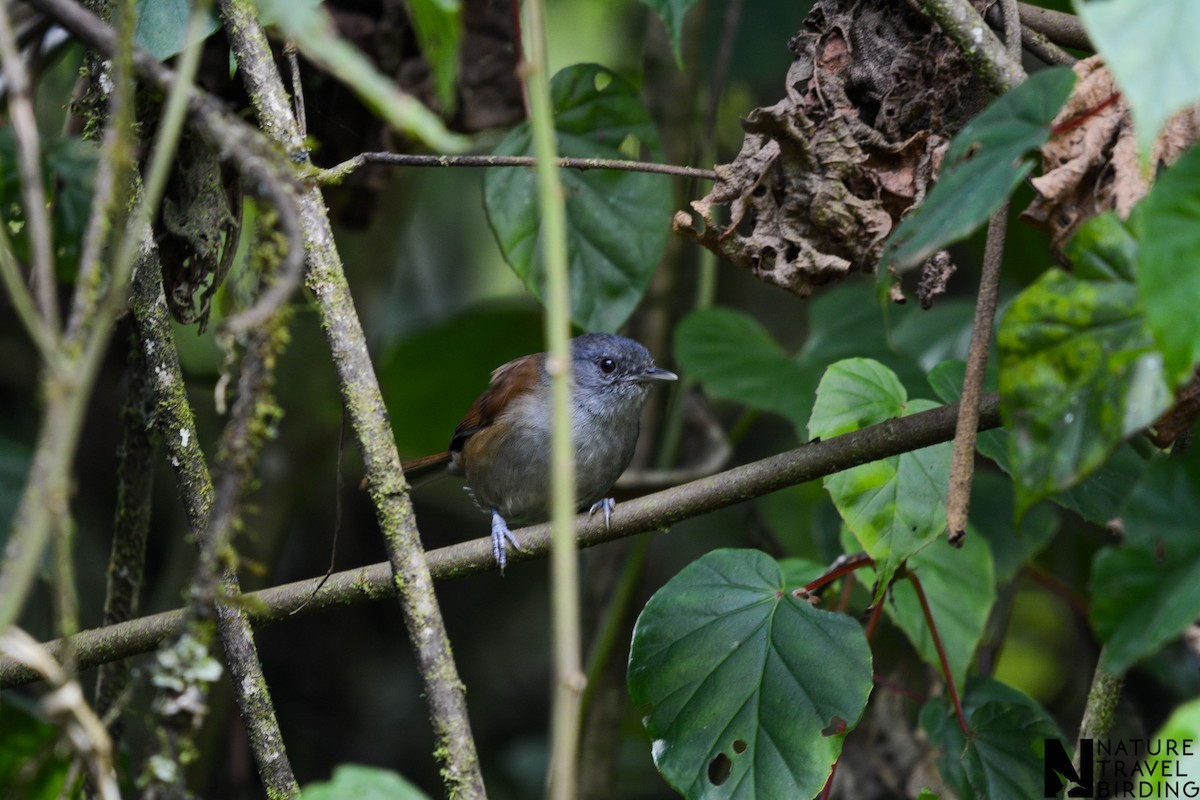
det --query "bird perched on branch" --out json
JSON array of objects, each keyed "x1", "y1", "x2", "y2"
[{"x1": 402, "y1": 333, "x2": 677, "y2": 572}]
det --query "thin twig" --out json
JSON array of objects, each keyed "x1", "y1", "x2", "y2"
[
  {"x1": 0, "y1": 1, "x2": 59, "y2": 332},
  {"x1": 319, "y1": 151, "x2": 717, "y2": 184},
  {"x1": 914, "y1": 0, "x2": 1026, "y2": 94},
  {"x1": 946, "y1": 1, "x2": 1020, "y2": 547},
  {"x1": 284, "y1": 40, "x2": 306, "y2": 139},
  {"x1": 910, "y1": 571, "x2": 968, "y2": 735},
  {"x1": 0, "y1": 393, "x2": 1004, "y2": 688}
]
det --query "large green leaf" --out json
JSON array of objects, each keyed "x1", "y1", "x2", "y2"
[
  {"x1": 675, "y1": 308, "x2": 815, "y2": 430},
  {"x1": 301, "y1": 764, "x2": 431, "y2": 800},
  {"x1": 844, "y1": 525, "x2": 995, "y2": 689},
  {"x1": 1077, "y1": 0, "x2": 1200, "y2": 152},
  {"x1": 1137, "y1": 143, "x2": 1200, "y2": 385},
  {"x1": 483, "y1": 64, "x2": 672, "y2": 333},
  {"x1": 628, "y1": 549, "x2": 873, "y2": 799},
  {"x1": 808, "y1": 359, "x2": 951, "y2": 597},
  {"x1": 969, "y1": 471, "x2": 1058, "y2": 584},
  {"x1": 407, "y1": 0, "x2": 462, "y2": 113},
  {"x1": 920, "y1": 678, "x2": 1065, "y2": 800},
  {"x1": 881, "y1": 68, "x2": 1076, "y2": 272},
  {"x1": 639, "y1": 0, "x2": 702, "y2": 66},
  {"x1": 1091, "y1": 446, "x2": 1200, "y2": 673},
  {"x1": 997, "y1": 215, "x2": 1170, "y2": 514}
]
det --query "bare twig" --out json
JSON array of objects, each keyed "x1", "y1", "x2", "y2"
[
  {"x1": 1, "y1": 394, "x2": 1003, "y2": 688},
  {"x1": 319, "y1": 151, "x2": 717, "y2": 184},
  {"x1": 914, "y1": 0, "x2": 1026, "y2": 94},
  {"x1": 0, "y1": 1, "x2": 59, "y2": 332},
  {"x1": 945, "y1": 1, "x2": 1020, "y2": 546}
]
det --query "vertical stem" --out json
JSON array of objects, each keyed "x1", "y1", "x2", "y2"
[
  {"x1": 910, "y1": 571, "x2": 968, "y2": 734},
  {"x1": 522, "y1": 1, "x2": 581, "y2": 796}
]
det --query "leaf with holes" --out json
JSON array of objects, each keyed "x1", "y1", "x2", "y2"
[
  {"x1": 484, "y1": 64, "x2": 672, "y2": 332},
  {"x1": 675, "y1": 308, "x2": 816, "y2": 430},
  {"x1": 628, "y1": 549, "x2": 872, "y2": 799},
  {"x1": 920, "y1": 678, "x2": 1066, "y2": 800},
  {"x1": 808, "y1": 359, "x2": 951, "y2": 599},
  {"x1": 881, "y1": 67, "x2": 1076, "y2": 272},
  {"x1": 1091, "y1": 445, "x2": 1200, "y2": 673}
]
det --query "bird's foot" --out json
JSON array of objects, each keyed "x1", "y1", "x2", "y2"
[
  {"x1": 490, "y1": 508, "x2": 525, "y2": 574},
  {"x1": 589, "y1": 497, "x2": 616, "y2": 529}
]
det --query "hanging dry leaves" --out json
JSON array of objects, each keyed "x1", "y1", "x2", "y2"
[
  {"x1": 673, "y1": 0, "x2": 992, "y2": 298},
  {"x1": 1022, "y1": 55, "x2": 1200, "y2": 260}
]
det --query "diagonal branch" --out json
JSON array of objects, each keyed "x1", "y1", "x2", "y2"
[
  {"x1": 0, "y1": 394, "x2": 1002, "y2": 689},
  {"x1": 914, "y1": 0, "x2": 1026, "y2": 94}
]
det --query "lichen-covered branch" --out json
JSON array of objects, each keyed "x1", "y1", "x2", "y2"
[
  {"x1": 0, "y1": 394, "x2": 1002, "y2": 689},
  {"x1": 215, "y1": 0, "x2": 484, "y2": 795}
]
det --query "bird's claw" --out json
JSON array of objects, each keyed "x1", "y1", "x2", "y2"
[
  {"x1": 490, "y1": 508, "x2": 524, "y2": 575},
  {"x1": 589, "y1": 497, "x2": 616, "y2": 529}
]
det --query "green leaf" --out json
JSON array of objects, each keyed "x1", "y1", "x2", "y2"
[
  {"x1": 881, "y1": 67, "x2": 1076, "y2": 272},
  {"x1": 134, "y1": 0, "x2": 219, "y2": 62},
  {"x1": 920, "y1": 678, "x2": 1065, "y2": 800},
  {"x1": 639, "y1": 0, "x2": 701, "y2": 67},
  {"x1": 628, "y1": 549, "x2": 873, "y2": 799},
  {"x1": 1140, "y1": 699, "x2": 1200, "y2": 797},
  {"x1": 407, "y1": 0, "x2": 462, "y2": 113},
  {"x1": 1137, "y1": 143, "x2": 1200, "y2": 385},
  {"x1": 484, "y1": 64, "x2": 672, "y2": 333},
  {"x1": 300, "y1": 764, "x2": 431, "y2": 800},
  {"x1": 675, "y1": 308, "x2": 815, "y2": 430},
  {"x1": 845, "y1": 526, "x2": 995, "y2": 688},
  {"x1": 997, "y1": 215, "x2": 1171, "y2": 514},
  {"x1": 809, "y1": 359, "x2": 951, "y2": 597},
  {"x1": 254, "y1": 0, "x2": 467, "y2": 152},
  {"x1": 1077, "y1": 0, "x2": 1200, "y2": 152},
  {"x1": 1091, "y1": 446, "x2": 1200, "y2": 673},
  {"x1": 928, "y1": 357, "x2": 1149, "y2": 524}
]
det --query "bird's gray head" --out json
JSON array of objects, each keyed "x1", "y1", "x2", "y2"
[{"x1": 569, "y1": 333, "x2": 676, "y2": 418}]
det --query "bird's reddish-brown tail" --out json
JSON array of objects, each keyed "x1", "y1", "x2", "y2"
[{"x1": 401, "y1": 451, "x2": 452, "y2": 486}]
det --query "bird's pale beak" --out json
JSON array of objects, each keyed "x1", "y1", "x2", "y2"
[{"x1": 638, "y1": 367, "x2": 678, "y2": 383}]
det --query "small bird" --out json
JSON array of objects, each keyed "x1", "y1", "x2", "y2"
[{"x1": 402, "y1": 333, "x2": 677, "y2": 571}]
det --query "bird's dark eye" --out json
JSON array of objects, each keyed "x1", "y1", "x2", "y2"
[{"x1": 599, "y1": 358, "x2": 617, "y2": 374}]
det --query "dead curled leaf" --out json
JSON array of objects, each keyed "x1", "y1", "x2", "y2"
[
  {"x1": 673, "y1": 0, "x2": 992, "y2": 298},
  {"x1": 1022, "y1": 55, "x2": 1200, "y2": 260}
]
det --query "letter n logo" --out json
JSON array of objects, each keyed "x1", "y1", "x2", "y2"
[{"x1": 1044, "y1": 738, "x2": 1093, "y2": 797}]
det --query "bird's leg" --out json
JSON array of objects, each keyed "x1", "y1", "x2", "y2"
[
  {"x1": 490, "y1": 507, "x2": 525, "y2": 574},
  {"x1": 588, "y1": 497, "x2": 616, "y2": 529}
]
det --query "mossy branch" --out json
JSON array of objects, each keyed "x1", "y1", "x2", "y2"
[{"x1": 0, "y1": 394, "x2": 1001, "y2": 689}]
